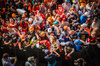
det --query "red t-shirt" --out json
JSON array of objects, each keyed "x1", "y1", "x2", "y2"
[
  {"x1": 40, "y1": 14, "x2": 45, "y2": 20},
  {"x1": 19, "y1": 22, "x2": 28, "y2": 30},
  {"x1": 87, "y1": 36, "x2": 97, "y2": 43},
  {"x1": 9, "y1": 24, "x2": 18, "y2": 28},
  {"x1": 57, "y1": 9, "x2": 63, "y2": 15}
]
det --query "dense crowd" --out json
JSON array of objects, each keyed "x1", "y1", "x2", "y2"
[{"x1": 0, "y1": 0, "x2": 100, "y2": 66}]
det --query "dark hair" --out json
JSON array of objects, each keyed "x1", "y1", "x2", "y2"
[{"x1": 3, "y1": 53, "x2": 9, "y2": 59}]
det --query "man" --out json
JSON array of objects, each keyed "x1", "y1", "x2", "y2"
[
  {"x1": 62, "y1": 0, "x2": 72, "y2": 12},
  {"x1": 91, "y1": 17, "x2": 100, "y2": 29},
  {"x1": 39, "y1": 3, "x2": 47, "y2": 15},
  {"x1": 77, "y1": 29, "x2": 89, "y2": 42},
  {"x1": 2, "y1": 53, "x2": 17, "y2": 66},
  {"x1": 44, "y1": 49, "x2": 60, "y2": 66},
  {"x1": 80, "y1": 12, "x2": 90, "y2": 24},
  {"x1": 25, "y1": 56, "x2": 36, "y2": 66},
  {"x1": 72, "y1": 0, "x2": 79, "y2": 11},
  {"x1": 74, "y1": 39, "x2": 83, "y2": 51}
]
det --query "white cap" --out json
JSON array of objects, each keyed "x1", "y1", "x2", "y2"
[
  {"x1": 81, "y1": 23, "x2": 87, "y2": 27},
  {"x1": 48, "y1": 28, "x2": 52, "y2": 32},
  {"x1": 73, "y1": 0, "x2": 77, "y2": 3},
  {"x1": 28, "y1": 18, "x2": 33, "y2": 22},
  {"x1": 84, "y1": 12, "x2": 90, "y2": 17},
  {"x1": 80, "y1": 6, "x2": 84, "y2": 10}
]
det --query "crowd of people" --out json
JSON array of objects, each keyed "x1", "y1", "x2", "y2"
[{"x1": 0, "y1": 0, "x2": 100, "y2": 66}]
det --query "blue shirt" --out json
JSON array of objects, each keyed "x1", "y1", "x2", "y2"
[
  {"x1": 80, "y1": 15, "x2": 88, "y2": 24},
  {"x1": 74, "y1": 39, "x2": 82, "y2": 51}
]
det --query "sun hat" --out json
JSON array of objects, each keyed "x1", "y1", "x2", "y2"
[{"x1": 63, "y1": 26, "x2": 70, "y2": 30}]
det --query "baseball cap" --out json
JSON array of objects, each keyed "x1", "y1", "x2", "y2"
[
  {"x1": 28, "y1": 18, "x2": 33, "y2": 22},
  {"x1": 53, "y1": 21, "x2": 59, "y2": 25},
  {"x1": 80, "y1": 6, "x2": 84, "y2": 10},
  {"x1": 44, "y1": 49, "x2": 50, "y2": 54},
  {"x1": 48, "y1": 28, "x2": 52, "y2": 32},
  {"x1": 65, "y1": 0, "x2": 70, "y2": 2}
]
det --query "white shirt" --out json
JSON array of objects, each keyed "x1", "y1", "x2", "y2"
[
  {"x1": 62, "y1": 3, "x2": 72, "y2": 12},
  {"x1": 32, "y1": 16, "x2": 43, "y2": 26},
  {"x1": 92, "y1": 20, "x2": 100, "y2": 28}
]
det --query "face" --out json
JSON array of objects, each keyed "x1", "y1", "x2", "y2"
[
  {"x1": 58, "y1": 7, "x2": 62, "y2": 10},
  {"x1": 81, "y1": 31, "x2": 85, "y2": 34},
  {"x1": 53, "y1": 11, "x2": 56, "y2": 15},
  {"x1": 41, "y1": 4, "x2": 44, "y2": 8},
  {"x1": 91, "y1": 33, "x2": 96, "y2": 38},
  {"x1": 94, "y1": 19, "x2": 97, "y2": 23}
]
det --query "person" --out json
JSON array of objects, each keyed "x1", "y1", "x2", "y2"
[
  {"x1": 74, "y1": 58, "x2": 86, "y2": 66},
  {"x1": 44, "y1": 49, "x2": 60, "y2": 66},
  {"x1": 91, "y1": 17, "x2": 100, "y2": 29},
  {"x1": 62, "y1": 0, "x2": 72, "y2": 12},
  {"x1": 2, "y1": 53, "x2": 17, "y2": 66},
  {"x1": 25, "y1": 56, "x2": 36, "y2": 66},
  {"x1": 77, "y1": 29, "x2": 89, "y2": 42},
  {"x1": 80, "y1": 12, "x2": 90, "y2": 24},
  {"x1": 64, "y1": 42, "x2": 75, "y2": 60},
  {"x1": 74, "y1": 39, "x2": 83, "y2": 51}
]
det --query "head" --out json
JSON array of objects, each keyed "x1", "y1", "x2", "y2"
[
  {"x1": 48, "y1": 28, "x2": 52, "y2": 33},
  {"x1": 41, "y1": 3, "x2": 45, "y2": 8},
  {"x1": 53, "y1": 10, "x2": 57, "y2": 16},
  {"x1": 91, "y1": 32, "x2": 96, "y2": 38},
  {"x1": 65, "y1": 0, "x2": 70, "y2": 4},
  {"x1": 58, "y1": 4, "x2": 62, "y2": 10},
  {"x1": 28, "y1": 18, "x2": 33, "y2": 24},
  {"x1": 84, "y1": 12, "x2": 90, "y2": 17},
  {"x1": 93, "y1": 17, "x2": 98, "y2": 23},
  {"x1": 9, "y1": 18, "x2": 14, "y2": 24},
  {"x1": 27, "y1": 57, "x2": 34, "y2": 62},
  {"x1": 80, "y1": 29, "x2": 85, "y2": 34},
  {"x1": 53, "y1": 21, "x2": 59, "y2": 26},
  {"x1": 63, "y1": 26, "x2": 70, "y2": 31},
  {"x1": 69, "y1": 30, "x2": 74, "y2": 35},
  {"x1": 3, "y1": 53, "x2": 9, "y2": 59},
  {"x1": 41, "y1": 32, "x2": 45, "y2": 37},
  {"x1": 44, "y1": 49, "x2": 50, "y2": 55}
]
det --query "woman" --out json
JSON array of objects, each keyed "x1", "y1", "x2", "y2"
[{"x1": 46, "y1": 9, "x2": 53, "y2": 19}]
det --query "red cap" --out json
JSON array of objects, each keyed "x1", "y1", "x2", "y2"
[{"x1": 58, "y1": 4, "x2": 62, "y2": 8}]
